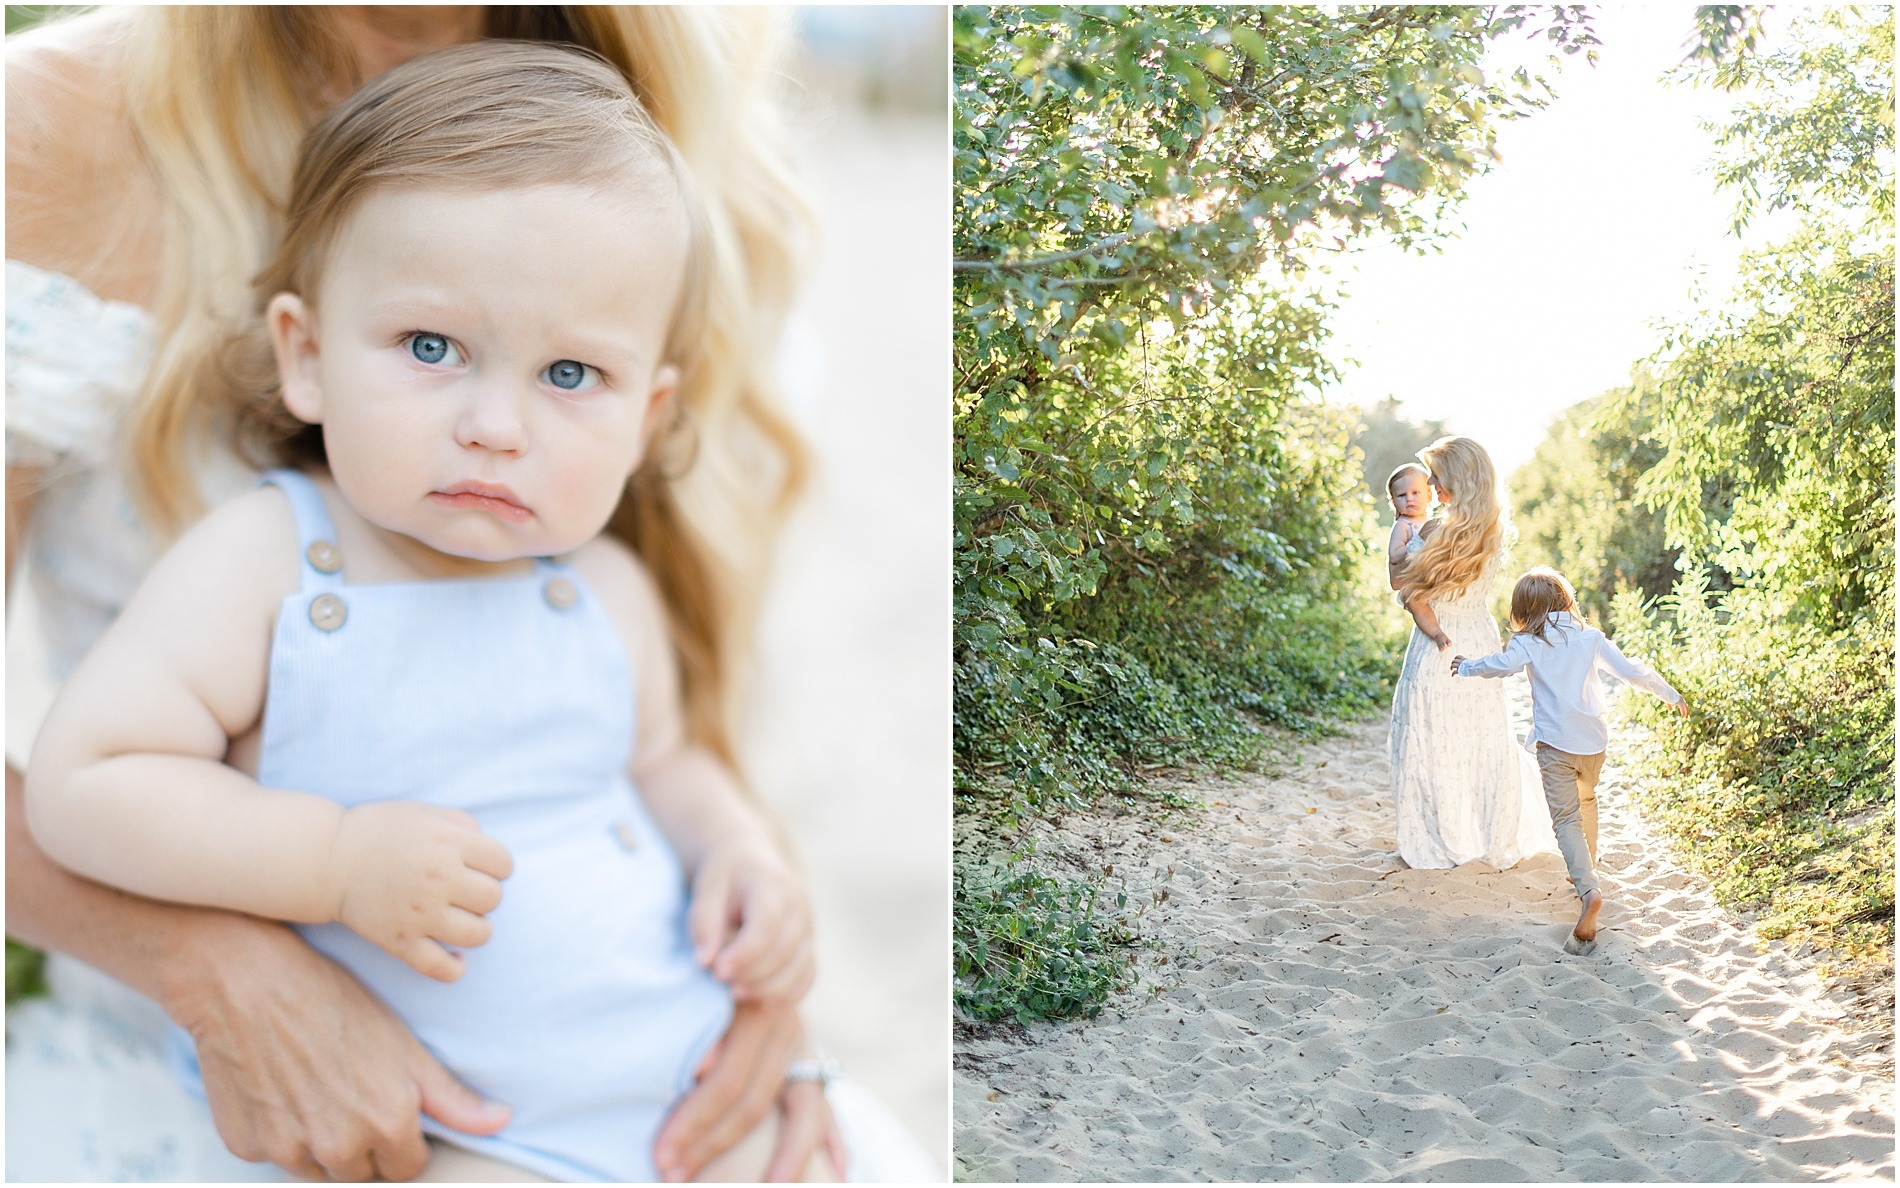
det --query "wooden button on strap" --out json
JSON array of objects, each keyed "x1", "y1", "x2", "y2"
[
  {"x1": 612, "y1": 821, "x2": 639, "y2": 851},
  {"x1": 308, "y1": 593, "x2": 347, "y2": 632},
  {"x1": 544, "y1": 577, "x2": 578, "y2": 610},
  {"x1": 305, "y1": 540, "x2": 343, "y2": 574}
]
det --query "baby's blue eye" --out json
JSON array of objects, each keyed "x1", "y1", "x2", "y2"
[
  {"x1": 409, "y1": 333, "x2": 451, "y2": 364},
  {"x1": 544, "y1": 360, "x2": 599, "y2": 391}
]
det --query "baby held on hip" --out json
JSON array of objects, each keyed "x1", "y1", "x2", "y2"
[
  {"x1": 1448, "y1": 569, "x2": 1689, "y2": 952},
  {"x1": 22, "y1": 43, "x2": 826, "y2": 1182}
]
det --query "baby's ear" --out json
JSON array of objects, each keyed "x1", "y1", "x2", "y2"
[
  {"x1": 634, "y1": 363, "x2": 681, "y2": 462},
  {"x1": 267, "y1": 293, "x2": 323, "y2": 424}
]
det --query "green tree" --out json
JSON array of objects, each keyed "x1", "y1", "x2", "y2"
[
  {"x1": 1507, "y1": 375, "x2": 1704, "y2": 624},
  {"x1": 1638, "y1": 4, "x2": 1892, "y2": 632},
  {"x1": 1610, "y1": 4, "x2": 1894, "y2": 994}
]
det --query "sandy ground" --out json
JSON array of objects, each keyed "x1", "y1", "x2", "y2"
[
  {"x1": 744, "y1": 99, "x2": 949, "y2": 1170},
  {"x1": 954, "y1": 683, "x2": 1894, "y2": 1181}
]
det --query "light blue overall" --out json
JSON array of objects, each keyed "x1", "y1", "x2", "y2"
[{"x1": 174, "y1": 469, "x2": 732, "y2": 1181}]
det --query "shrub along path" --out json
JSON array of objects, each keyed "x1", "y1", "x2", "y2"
[{"x1": 955, "y1": 687, "x2": 1893, "y2": 1181}]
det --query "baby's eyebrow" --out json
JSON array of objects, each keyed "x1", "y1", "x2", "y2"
[{"x1": 364, "y1": 295, "x2": 477, "y2": 324}]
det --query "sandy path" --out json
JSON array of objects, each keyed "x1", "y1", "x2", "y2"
[{"x1": 955, "y1": 684, "x2": 1893, "y2": 1181}]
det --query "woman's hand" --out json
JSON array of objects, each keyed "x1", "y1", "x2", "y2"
[
  {"x1": 687, "y1": 836, "x2": 813, "y2": 1004},
  {"x1": 165, "y1": 912, "x2": 510, "y2": 1181},
  {"x1": 651, "y1": 999, "x2": 803, "y2": 1182},
  {"x1": 767, "y1": 1079, "x2": 847, "y2": 1182}
]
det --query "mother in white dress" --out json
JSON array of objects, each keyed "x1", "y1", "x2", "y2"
[
  {"x1": 5, "y1": 7, "x2": 927, "y2": 1183},
  {"x1": 1386, "y1": 436, "x2": 1555, "y2": 870}
]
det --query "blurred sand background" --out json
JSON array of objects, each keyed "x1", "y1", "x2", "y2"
[
  {"x1": 6, "y1": 6, "x2": 949, "y2": 1175},
  {"x1": 956, "y1": 685, "x2": 1892, "y2": 1181},
  {"x1": 749, "y1": 7, "x2": 948, "y2": 1170}
]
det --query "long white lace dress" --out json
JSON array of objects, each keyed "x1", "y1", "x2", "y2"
[
  {"x1": 1387, "y1": 533, "x2": 1557, "y2": 869},
  {"x1": 3, "y1": 260, "x2": 938, "y2": 1183}
]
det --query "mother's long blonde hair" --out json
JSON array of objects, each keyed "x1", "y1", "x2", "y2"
[
  {"x1": 116, "y1": 7, "x2": 810, "y2": 767},
  {"x1": 1398, "y1": 436, "x2": 1511, "y2": 606}
]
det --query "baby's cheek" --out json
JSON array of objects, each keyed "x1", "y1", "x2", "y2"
[{"x1": 547, "y1": 450, "x2": 636, "y2": 544}]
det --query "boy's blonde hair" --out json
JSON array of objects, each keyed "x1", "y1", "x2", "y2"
[
  {"x1": 1509, "y1": 567, "x2": 1584, "y2": 642},
  {"x1": 1385, "y1": 461, "x2": 1429, "y2": 498},
  {"x1": 1397, "y1": 436, "x2": 1512, "y2": 606}
]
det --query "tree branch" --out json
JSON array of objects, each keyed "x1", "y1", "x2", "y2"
[{"x1": 954, "y1": 230, "x2": 1148, "y2": 274}]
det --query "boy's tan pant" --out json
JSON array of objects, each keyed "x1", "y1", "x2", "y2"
[{"x1": 1534, "y1": 743, "x2": 1605, "y2": 900}]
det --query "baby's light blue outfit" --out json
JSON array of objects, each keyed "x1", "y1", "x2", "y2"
[{"x1": 173, "y1": 469, "x2": 732, "y2": 1181}]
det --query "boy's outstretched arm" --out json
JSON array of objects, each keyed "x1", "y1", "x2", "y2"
[
  {"x1": 1595, "y1": 636, "x2": 1690, "y2": 716},
  {"x1": 25, "y1": 488, "x2": 509, "y2": 983},
  {"x1": 1450, "y1": 637, "x2": 1531, "y2": 679}
]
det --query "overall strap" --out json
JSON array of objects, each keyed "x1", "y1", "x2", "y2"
[{"x1": 257, "y1": 469, "x2": 346, "y2": 593}]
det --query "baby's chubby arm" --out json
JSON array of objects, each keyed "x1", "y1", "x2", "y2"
[
  {"x1": 1404, "y1": 595, "x2": 1454, "y2": 651},
  {"x1": 574, "y1": 537, "x2": 813, "y2": 1005},
  {"x1": 1386, "y1": 517, "x2": 1418, "y2": 562},
  {"x1": 25, "y1": 488, "x2": 510, "y2": 983}
]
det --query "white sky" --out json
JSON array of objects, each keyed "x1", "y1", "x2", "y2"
[{"x1": 1321, "y1": 5, "x2": 1775, "y2": 477}]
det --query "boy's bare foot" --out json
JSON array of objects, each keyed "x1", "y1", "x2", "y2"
[{"x1": 1564, "y1": 888, "x2": 1603, "y2": 954}]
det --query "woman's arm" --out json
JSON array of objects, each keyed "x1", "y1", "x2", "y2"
[{"x1": 9, "y1": 776, "x2": 510, "y2": 1182}]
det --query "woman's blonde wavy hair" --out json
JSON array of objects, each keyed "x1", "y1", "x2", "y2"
[
  {"x1": 1397, "y1": 435, "x2": 1512, "y2": 607},
  {"x1": 114, "y1": 7, "x2": 810, "y2": 769}
]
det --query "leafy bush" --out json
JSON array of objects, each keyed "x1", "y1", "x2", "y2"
[
  {"x1": 1614, "y1": 582, "x2": 1893, "y2": 980},
  {"x1": 955, "y1": 861, "x2": 1136, "y2": 1024},
  {"x1": 1577, "y1": 7, "x2": 1894, "y2": 994},
  {"x1": 6, "y1": 939, "x2": 46, "y2": 1004}
]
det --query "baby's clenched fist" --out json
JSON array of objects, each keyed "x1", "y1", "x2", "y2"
[{"x1": 325, "y1": 802, "x2": 513, "y2": 981}]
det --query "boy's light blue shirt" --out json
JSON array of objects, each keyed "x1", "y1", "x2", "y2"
[{"x1": 1455, "y1": 611, "x2": 1682, "y2": 756}]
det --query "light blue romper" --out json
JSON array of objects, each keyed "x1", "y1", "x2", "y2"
[{"x1": 173, "y1": 469, "x2": 733, "y2": 1181}]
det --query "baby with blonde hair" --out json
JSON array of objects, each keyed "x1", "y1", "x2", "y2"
[
  {"x1": 1451, "y1": 567, "x2": 1689, "y2": 954},
  {"x1": 26, "y1": 42, "x2": 830, "y2": 1182},
  {"x1": 1384, "y1": 461, "x2": 1432, "y2": 568}
]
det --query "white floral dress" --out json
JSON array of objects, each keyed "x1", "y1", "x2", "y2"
[{"x1": 1387, "y1": 534, "x2": 1557, "y2": 869}]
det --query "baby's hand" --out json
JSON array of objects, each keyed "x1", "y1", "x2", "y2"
[
  {"x1": 326, "y1": 802, "x2": 513, "y2": 982},
  {"x1": 1449, "y1": 655, "x2": 1467, "y2": 676},
  {"x1": 1671, "y1": 698, "x2": 1691, "y2": 719},
  {"x1": 687, "y1": 836, "x2": 813, "y2": 1004}
]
